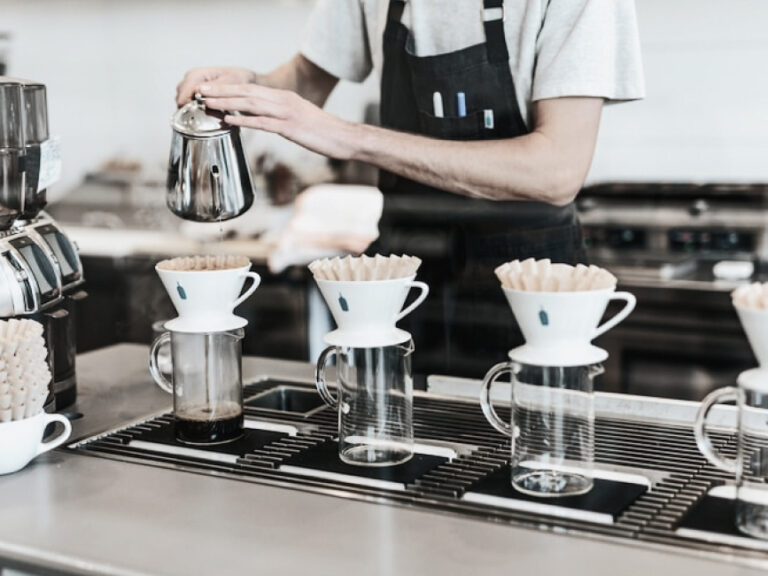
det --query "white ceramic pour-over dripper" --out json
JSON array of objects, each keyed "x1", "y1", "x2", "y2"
[
  {"x1": 735, "y1": 303, "x2": 768, "y2": 369},
  {"x1": 157, "y1": 262, "x2": 261, "y2": 333},
  {"x1": 734, "y1": 303, "x2": 768, "y2": 389},
  {"x1": 315, "y1": 275, "x2": 429, "y2": 347},
  {"x1": 503, "y1": 286, "x2": 636, "y2": 367}
]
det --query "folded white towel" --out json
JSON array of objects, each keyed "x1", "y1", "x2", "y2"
[{"x1": 268, "y1": 184, "x2": 383, "y2": 274}]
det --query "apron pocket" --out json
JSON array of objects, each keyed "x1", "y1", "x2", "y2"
[{"x1": 418, "y1": 110, "x2": 486, "y2": 141}]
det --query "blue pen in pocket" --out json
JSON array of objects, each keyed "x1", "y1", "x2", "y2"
[{"x1": 456, "y1": 92, "x2": 467, "y2": 117}]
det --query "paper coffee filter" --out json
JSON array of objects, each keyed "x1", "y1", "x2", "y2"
[
  {"x1": 495, "y1": 258, "x2": 617, "y2": 292},
  {"x1": 732, "y1": 282, "x2": 768, "y2": 310},
  {"x1": 156, "y1": 254, "x2": 250, "y2": 272},
  {"x1": 308, "y1": 254, "x2": 422, "y2": 281},
  {"x1": 0, "y1": 318, "x2": 51, "y2": 422}
]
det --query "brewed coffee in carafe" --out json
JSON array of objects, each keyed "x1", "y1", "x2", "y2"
[
  {"x1": 150, "y1": 255, "x2": 261, "y2": 444},
  {"x1": 150, "y1": 328, "x2": 244, "y2": 444}
]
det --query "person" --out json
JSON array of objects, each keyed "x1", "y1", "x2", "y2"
[{"x1": 177, "y1": 0, "x2": 644, "y2": 380}]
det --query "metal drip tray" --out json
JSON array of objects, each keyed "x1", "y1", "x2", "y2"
[
  {"x1": 245, "y1": 383, "x2": 326, "y2": 415},
  {"x1": 280, "y1": 440, "x2": 454, "y2": 492},
  {"x1": 677, "y1": 485, "x2": 768, "y2": 552},
  {"x1": 68, "y1": 378, "x2": 765, "y2": 567}
]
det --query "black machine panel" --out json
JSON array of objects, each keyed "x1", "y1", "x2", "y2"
[
  {"x1": 35, "y1": 223, "x2": 82, "y2": 286},
  {"x1": 9, "y1": 236, "x2": 59, "y2": 305}
]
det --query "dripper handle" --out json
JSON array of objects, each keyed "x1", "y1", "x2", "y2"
[
  {"x1": 694, "y1": 386, "x2": 740, "y2": 474},
  {"x1": 149, "y1": 332, "x2": 174, "y2": 394},
  {"x1": 593, "y1": 291, "x2": 636, "y2": 338},
  {"x1": 396, "y1": 281, "x2": 430, "y2": 322},
  {"x1": 232, "y1": 272, "x2": 261, "y2": 309}
]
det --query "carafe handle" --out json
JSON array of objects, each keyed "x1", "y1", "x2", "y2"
[
  {"x1": 315, "y1": 345, "x2": 339, "y2": 408},
  {"x1": 149, "y1": 332, "x2": 173, "y2": 394},
  {"x1": 694, "y1": 386, "x2": 739, "y2": 474},
  {"x1": 479, "y1": 361, "x2": 516, "y2": 437}
]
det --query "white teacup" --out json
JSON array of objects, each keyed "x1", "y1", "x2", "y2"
[
  {"x1": 735, "y1": 304, "x2": 768, "y2": 368},
  {"x1": 503, "y1": 286, "x2": 636, "y2": 350},
  {"x1": 0, "y1": 412, "x2": 72, "y2": 475},
  {"x1": 157, "y1": 261, "x2": 261, "y2": 333},
  {"x1": 316, "y1": 275, "x2": 429, "y2": 347}
]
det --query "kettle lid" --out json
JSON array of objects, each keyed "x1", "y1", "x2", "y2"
[{"x1": 171, "y1": 94, "x2": 229, "y2": 137}]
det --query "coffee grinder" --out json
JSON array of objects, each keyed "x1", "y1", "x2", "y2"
[{"x1": 0, "y1": 77, "x2": 86, "y2": 410}]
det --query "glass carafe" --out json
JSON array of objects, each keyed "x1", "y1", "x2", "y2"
[
  {"x1": 315, "y1": 340, "x2": 414, "y2": 466},
  {"x1": 480, "y1": 360, "x2": 603, "y2": 497},
  {"x1": 695, "y1": 374, "x2": 768, "y2": 539},
  {"x1": 150, "y1": 328, "x2": 244, "y2": 445}
]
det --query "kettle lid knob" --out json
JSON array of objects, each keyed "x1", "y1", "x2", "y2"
[{"x1": 171, "y1": 94, "x2": 229, "y2": 137}]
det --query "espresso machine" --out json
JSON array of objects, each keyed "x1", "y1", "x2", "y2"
[{"x1": 0, "y1": 77, "x2": 86, "y2": 410}]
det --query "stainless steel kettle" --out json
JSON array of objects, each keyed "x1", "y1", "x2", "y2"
[{"x1": 166, "y1": 95, "x2": 255, "y2": 222}]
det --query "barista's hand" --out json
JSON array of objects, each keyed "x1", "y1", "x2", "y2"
[
  {"x1": 176, "y1": 67, "x2": 258, "y2": 107},
  {"x1": 199, "y1": 83, "x2": 357, "y2": 160}
]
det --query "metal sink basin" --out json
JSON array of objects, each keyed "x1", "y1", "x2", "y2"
[{"x1": 245, "y1": 384, "x2": 326, "y2": 416}]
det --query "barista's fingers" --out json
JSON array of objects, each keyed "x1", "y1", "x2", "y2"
[
  {"x1": 177, "y1": 68, "x2": 227, "y2": 107},
  {"x1": 204, "y1": 97, "x2": 287, "y2": 119},
  {"x1": 198, "y1": 83, "x2": 284, "y2": 104},
  {"x1": 224, "y1": 114, "x2": 282, "y2": 135}
]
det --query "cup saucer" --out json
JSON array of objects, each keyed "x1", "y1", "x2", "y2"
[
  {"x1": 163, "y1": 315, "x2": 247, "y2": 333},
  {"x1": 508, "y1": 343, "x2": 608, "y2": 367},
  {"x1": 324, "y1": 328, "x2": 411, "y2": 348}
]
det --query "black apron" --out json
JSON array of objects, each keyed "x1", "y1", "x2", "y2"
[{"x1": 372, "y1": 0, "x2": 587, "y2": 382}]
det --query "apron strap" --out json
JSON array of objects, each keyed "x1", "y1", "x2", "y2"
[
  {"x1": 387, "y1": 0, "x2": 406, "y2": 24},
  {"x1": 387, "y1": 0, "x2": 508, "y2": 64},
  {"x1": 483, "y1": 0, "x2": 509, "y2": 64}
]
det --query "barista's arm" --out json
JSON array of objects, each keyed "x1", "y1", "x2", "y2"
[
  {"x1": 176, "y1": 55, "x2": 338, "y2": 108},
  {"x1": 353, "y1": 98, "x2": 603, "y2": 206},
  {"x1": 199, "y1": 86, "x2": 602, "y2": 207}
]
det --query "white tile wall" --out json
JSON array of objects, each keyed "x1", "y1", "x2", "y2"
[
  {"x1": 590, "y1": 0, "x2": 768, "y2": 184},
  {"x1": 3, "y1": 0, "x2": 767, "y2": 197}
]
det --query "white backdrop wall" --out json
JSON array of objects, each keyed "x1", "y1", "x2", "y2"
[
  {"x1": 3, "y1": 0, "x2": 768, "y2": 197},
  {"x1": 591, "y1": 0, "x2": 768, "y2": 184}
]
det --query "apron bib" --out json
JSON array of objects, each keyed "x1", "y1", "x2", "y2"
[{"x1": 374, "y1": 0, "x2": 587, "y2": 380}]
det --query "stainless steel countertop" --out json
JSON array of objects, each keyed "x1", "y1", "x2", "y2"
[{"x1": 0, "y1": 344, "x2": 762, "y2": 576}]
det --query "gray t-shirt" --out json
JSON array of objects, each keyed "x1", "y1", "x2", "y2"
[{"x1": 301, "y1": 0, "x2": 645, "y2": 127}]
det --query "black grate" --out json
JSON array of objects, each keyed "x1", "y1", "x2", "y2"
[{"x1": 69, "y1": 379, "x2": 761, "y2": 563}]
